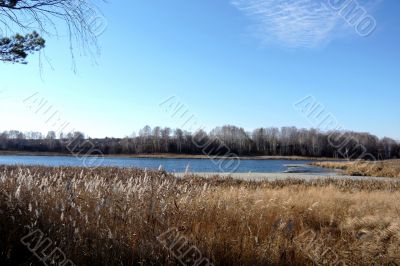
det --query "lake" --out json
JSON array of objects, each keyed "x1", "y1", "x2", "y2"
[{"x1": 0, "y1": 155, "x2": 333, "y2": 174}]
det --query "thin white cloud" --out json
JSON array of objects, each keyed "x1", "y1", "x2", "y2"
[{"x1": 232, "y1": 0, "x2": 348, "y2": 48}]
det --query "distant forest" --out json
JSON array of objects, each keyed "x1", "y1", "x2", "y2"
[{"x1": 1, "y1": 125, "x2": 399, "y2": 160}]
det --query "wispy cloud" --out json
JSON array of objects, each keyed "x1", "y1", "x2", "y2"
[{"x1": 232, "y1": 0, "x2": 350, "y2": 48}]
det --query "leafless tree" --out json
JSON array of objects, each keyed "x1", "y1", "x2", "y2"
[
  {"x1": 1, "y1": 126, "x2": 399, "y2": 159},
  {"x1": 0, "y1": 0, "x2": 106, "y2": 64}
]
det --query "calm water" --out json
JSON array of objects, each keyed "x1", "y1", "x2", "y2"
[{"x1": 0, "y1": 155, "x2": 331, "y2": 174}]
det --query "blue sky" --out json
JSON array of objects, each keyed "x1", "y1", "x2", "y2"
[{"x1": 0, "y1": 0, "x2": 399, "y2": 139}]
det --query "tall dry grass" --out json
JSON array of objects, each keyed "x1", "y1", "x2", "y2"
[
  {"x1": 1, "y1": 165, "x2": 400, "y2": 265},
  {"x1": 312, "y1": 160, "x2": 400, "y2": 178}
]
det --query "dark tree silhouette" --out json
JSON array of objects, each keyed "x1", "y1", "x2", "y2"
[
  {"x1": 0, "y1": 31, "x2": 45, "y2": 63},
  {"x1": 1, "y1": 126, "x2": 399, "y2": 160}
]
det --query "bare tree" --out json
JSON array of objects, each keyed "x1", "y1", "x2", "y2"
[
  {"x1": 174, "y1": 128, "x2": 183, "y2": 153},
  {"x1": 0, "y1": 127, "x2": 398, "y2": 159},
  {"x1": 161, "y1": 127, "x2": 170, "y2": 152},
  {"x1": 0, "y1": 0, "x2": 106, "y2": 64}
]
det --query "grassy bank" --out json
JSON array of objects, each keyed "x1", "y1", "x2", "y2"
[
  {"x1": 1, "y1": 166, "x2": 400, "y2": 265},
  {"x1": 312, "y1": 160, "x2": 400, "y2": 178}
]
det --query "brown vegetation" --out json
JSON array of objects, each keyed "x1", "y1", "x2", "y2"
[
  {"x1": 312, "y1": 160, "x2": 400, "y2": 178},
  {"x1": 1, "y1": 165, "x2": 400, "y2": 265}
]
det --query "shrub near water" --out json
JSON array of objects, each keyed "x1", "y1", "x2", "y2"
[{"x1": 1, "y1": 166, "x2": 400, "y2": 265}]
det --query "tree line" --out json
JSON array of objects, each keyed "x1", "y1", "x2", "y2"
[{"x1": 0, "y1": 125, "x2": 399, "y2": 160}]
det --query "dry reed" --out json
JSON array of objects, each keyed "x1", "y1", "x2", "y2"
[
  {"x1": 1, "y1": 165, "x2": 400, "y2": 265},
  {"x1": 312, "y1": 160, "x2": 400, "y2": 178}
]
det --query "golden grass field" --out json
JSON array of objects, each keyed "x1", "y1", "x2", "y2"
[
  {"x1": 312, "y1": 160, "x2": 400, "y2": 178},
  {"x1": 1, "y1": 165, "x2": 400, "y2": 265}
]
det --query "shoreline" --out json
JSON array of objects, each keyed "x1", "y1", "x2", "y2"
[
  {"x1": 0, "y1": 151, "x2": 343, "y2": 161},
  {"x1": 311, "y1": 160, "x2": 400, "y2": 178},
  {"x1": 172, "y1": 172, "x2": 395, "y2": 181}
]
